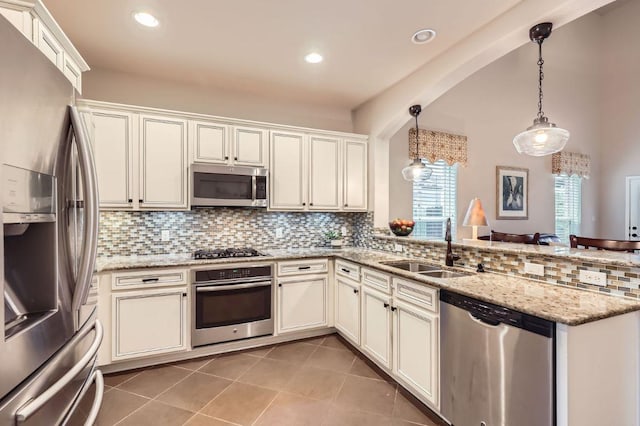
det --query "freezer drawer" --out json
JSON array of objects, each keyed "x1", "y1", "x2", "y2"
[{"x1": 440, "y1": 291, "x2": 554, "y2": 426}]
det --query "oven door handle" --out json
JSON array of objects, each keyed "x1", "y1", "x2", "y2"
[{"x1": 196, "y1": 281, "x2": 272, "y2": 292}]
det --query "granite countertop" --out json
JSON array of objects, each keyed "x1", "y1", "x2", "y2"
[
  {"x1": 374, "y1": 233, "x2": 640, "y2": 268},
  {"x1": 95, "y1": 247, "x2": 640, "y2": 326}
]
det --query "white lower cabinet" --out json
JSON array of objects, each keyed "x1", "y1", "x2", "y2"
[
  {"x1": 392, "y1": 299, "x2": 439, "y2": 408},
  {"x1": 335, "y1": 276, "x2": 361, "y2": 344},
  {"x1": 277, "y1": 275, "x2": 328, "y2": 334},
  {"x1": 361, "y1": 286, "x2": 392, "y2": 369},
  {"x1": 112, "y1": 286, "x2": 188, "y2": 361}
]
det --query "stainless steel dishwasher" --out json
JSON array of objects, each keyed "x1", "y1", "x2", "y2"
[{"x1": 440, "y1": 290, "x2": 555, "y2": 426}]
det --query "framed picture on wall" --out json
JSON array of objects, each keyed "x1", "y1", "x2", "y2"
[{"x1": 496, "y1": 166, "x2": 528, "y2": 220}]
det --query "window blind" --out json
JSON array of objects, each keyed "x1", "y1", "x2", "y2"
[
  {"x1": 554, "y1": 175, "x2": 582, "y2": 243},
  {"x1": 412, "y1": 160, "x2": 458, "y2": 240}
]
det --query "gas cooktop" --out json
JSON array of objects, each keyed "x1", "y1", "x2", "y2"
[{"x1": 193, "y1": 247, "x2": 267, "y2": 259}]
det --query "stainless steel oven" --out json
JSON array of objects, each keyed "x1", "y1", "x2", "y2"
[
  {"x1": 191, "y1": 264, "x2": 274, "y2": 347},
  {"x1": 191, "y1": 163, "x2": 268, "y2": 207}
]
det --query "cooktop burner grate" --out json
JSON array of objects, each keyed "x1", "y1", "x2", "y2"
[{"x1": 193, "y1": 247, "x2": 266, "y2": 259}]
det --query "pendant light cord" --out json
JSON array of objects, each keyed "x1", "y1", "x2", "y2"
[
  {"x1": 414, "y1": 113, "x2": 420, "y2": 153},
  {"x1": 537, "y1": 40, "x2": 545, "y2": 119}
]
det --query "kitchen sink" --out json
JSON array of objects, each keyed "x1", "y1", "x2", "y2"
[
  {"x1": 418, "y1": 270, "x2": 471, "y2": 279},
  {"x1": 379, "y1": 260, "x2": 441, "y2": 272}
]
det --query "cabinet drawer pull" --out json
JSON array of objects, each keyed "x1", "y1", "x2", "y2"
[
  {"x1": 142, "y1": 277, "x2": 159, "y2": 283},
  {"x1": 298, "y1": 266, "x2": 311, "y2": 270},
  {"x1": 353, "y1": 288, "x2": 359, "y2": 294},
  {"x1": 383, "y1": 303, "x2": 390, "y2": 308},
  {"x1": 341, "y1": 268, "x2": 351, "y2": 274}
]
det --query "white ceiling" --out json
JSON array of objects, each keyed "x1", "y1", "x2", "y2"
[{"x1": 43, "y1": 0, "x2": 522, "y2": 109}]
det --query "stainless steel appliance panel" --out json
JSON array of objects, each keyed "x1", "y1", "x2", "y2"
[
  {"x1": 440, "y1": 291, "x2": 554, "y2": 426},
  {"x1": 0, "y1": 15, "x2": 73, "y2": 176},
  {"x1": 192, "y1": 265, "x2": 274, "y2": 347},
  {"x1": 191, "y1": 163, "x2": 268, "y2": 207}
]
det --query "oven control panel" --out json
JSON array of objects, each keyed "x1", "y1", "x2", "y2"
[{"x1": 194, "y1": 265, "x2": 272, "y2": 283}]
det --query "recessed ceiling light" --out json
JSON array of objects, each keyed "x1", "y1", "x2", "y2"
[
  {"x1": 305, "y1": 52, "x2": 323, "y2": 64},
  {"x1": 133, "y1": 12, "x2": 159, "y2": 28},
  {"x1": 411, "y1": 28, "x2": 436, "y2": 44}
]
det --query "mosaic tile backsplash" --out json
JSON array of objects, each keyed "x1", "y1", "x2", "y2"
[
  {"x1": 365, "y1": 235, "x2": 640, "y2": 300},
  {"x1": 98, "y1": 209, "x2": 371, "y2": 257}
]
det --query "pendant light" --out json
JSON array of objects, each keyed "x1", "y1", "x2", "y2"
[
  {"x1": 513, "y1": 22, "x2": 569, "y2": 156},
  {"x1": 402, "y1": 105, "x2": 432, "y2": 182}
]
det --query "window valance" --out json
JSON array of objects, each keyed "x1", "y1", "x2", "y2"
[
  {"x1": 408, "y1": 128, "x2": 468, "y2": 166},
  {"x1": 551, "y1": 151, "x2": 590, "y2": 178}
]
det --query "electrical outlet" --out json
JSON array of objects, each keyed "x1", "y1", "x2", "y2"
[
  {"x1": 579, "y1": 270, "x2": 607, "y2": 286},
  {"x1": 161, "y1": 230, "x2": 171, "y2": 242},
  {"x1": 394, "y1": 243, "x2": 404, "y2": 252},
  {"x1": 524, "y1": 262, "x2": 544, "y2": 276},
  {"x1": 341, "y1": 226, "x2": 347, "y2": 237},
  {"x1": 275, "y1": 228, "x2": 284, "y2": 238}
]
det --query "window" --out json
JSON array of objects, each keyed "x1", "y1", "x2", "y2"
[
  {"x1": 412, "y1": 160, "x2": 458, "y2": 239},
  {"x1": 554, "y1": 175, "x2": 582, "y2": 243}
]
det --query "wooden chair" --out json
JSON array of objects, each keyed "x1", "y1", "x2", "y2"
[
  {"x1": 478, "y1": 231, "x2": 540, "y2": 244},
  {"x1": 569, "y1": 235, "x2": 640, "y2": 253}
]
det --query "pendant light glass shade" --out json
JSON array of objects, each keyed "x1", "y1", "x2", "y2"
[
  {"x1": 403, "y1": 104, "x2": 431, "y2": 182},
  {"x1": 402, "y1": 159, "x2": 432, "y2": 182},
  {"x1": 513, "y1": 22, "x2": 569, "y2": 157},
  {"x1": 513, "y1": 116, "x2": 569, "y2": 156}
]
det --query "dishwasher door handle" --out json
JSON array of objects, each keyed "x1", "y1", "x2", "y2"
[{"x1": 469, "y1": 312, "x2": 501, "y2": 327}]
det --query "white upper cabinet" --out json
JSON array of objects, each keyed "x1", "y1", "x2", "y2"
[
  {"x1": 191, "y1": 122, "x2": 268, "y2": 167},
  {"x1": 34, "y1": 20, "x2": 63, "y2": 68},
  {"x1": 270, "y1": 130, "x2": 306, "y2": 210},
  {"x1": 270, "y1": 132, "x2": 367, "y2": 212},
  {"x1": 191, "y1": 120, "x2": 229, "y2": 165},
  {"x1": 87, "y1": 109, "x2": 135, "y2": 209},
  {"x1": 309, "y1": 135, "x2": 341, "y2": 210},
  {"x1": 343, "y1": 139, "x2": 368, "y2": 210},
  {"x1": 232, "y1": 125, "x2": 268, "y2": 167},
  {"x1": 1, "y1": 1, "x2": 89, "y2": 92},
  {"x1": 139, "y1": 114, "x2": 188, "y2": 209}
]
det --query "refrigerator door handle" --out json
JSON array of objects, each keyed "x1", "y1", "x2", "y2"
[
  {"x1": 15, "y1": 320, "x2": 103, "y2": 423},
  {"x1": 69, "y1": 105, "x2": 99, "y2": 312},
  {"x1": 84, "y1": 369, "x2": 104, "y2": 425}
]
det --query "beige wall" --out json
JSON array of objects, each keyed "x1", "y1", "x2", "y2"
[
  {"x1": 389, "y1": 12, "x2": 604, "y2": 239},
  {"x1": 80, "y1": 67, "x2": 355, "y2": 133},
  {"x1": 598, "y1": 0, "x2": 640, "y2": 239}
]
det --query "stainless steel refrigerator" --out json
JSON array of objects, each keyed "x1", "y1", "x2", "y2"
[{"x1": 0, "y1": 14, "x2": 103, "y2": 425}]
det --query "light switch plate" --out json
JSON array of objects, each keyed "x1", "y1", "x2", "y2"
[
  {"x1": 161, "y1": 230, "x2": 170, "y2": 242},
  {"x1": 579, "y1": 270, "x2": 607, "y2": 286},
  {"x1": 275, "y1": 228, "x2": 284, "y2": 238},
  {"x1": 341, "y1": 226, "x2": 347, "y2": 236},
  {"x1": 524, "y1": 262, "x2": 544, "y2": 276}
]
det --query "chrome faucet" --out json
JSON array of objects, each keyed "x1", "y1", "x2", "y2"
[{"x1": 445, "y1": 218, "x2": 460, "y2": 267}]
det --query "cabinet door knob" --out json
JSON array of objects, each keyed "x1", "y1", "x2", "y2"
[
  {"x1": 344, "y1": 203, "x2": 348, "y2": 207},
  {"x1": 383, "y1": 303, "x2": 390, "y2": 308},
  {"x1": 391, "y1": 306, "x2": 397, "y2": 312},
  {"x1": 310, "y1": 203, "x2": 313, "y2": 206},
  {"x1": 353, "y1": 288, "x2": 359, "y2": 294},
  {"x1": 128, "y1": 199, "x2": 133, "y2": 203},
  {"x1": 139, "y1": 199, "x2": 143, "y2": 203},
  {"x1": 278, "y1": 283, "x2": 282, "y2": 287},
  {"x1": 234, "y1": 157, "x2": 238, "y2": 161},
  {"x1": 302, "y1": 202, "x2": 306, "y2": 206},
  {"x1": 225, "y1": 156, "x2": 229, "y2": 160}
]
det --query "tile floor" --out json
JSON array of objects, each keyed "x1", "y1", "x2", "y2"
[{"x1": 93, "y1": 334, "x2": 441, "y2": 426}]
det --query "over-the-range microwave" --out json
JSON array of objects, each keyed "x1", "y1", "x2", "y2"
[{"x1": 190, "y1": 163, "x2": 268, "y2": 207}]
